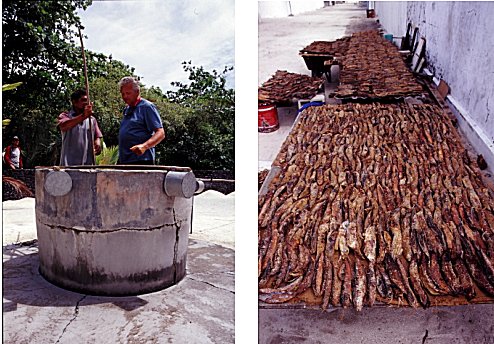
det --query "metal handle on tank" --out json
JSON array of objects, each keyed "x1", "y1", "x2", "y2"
[
  {"x1": 44, "y1": 170, "x2": 73, "y2": 197},
  {"x1": 195, "y1": 180, "x2": 205, "y2": 194},
  {"x1": 163, "y1": 171, "x2": 198, "y2": 198}
]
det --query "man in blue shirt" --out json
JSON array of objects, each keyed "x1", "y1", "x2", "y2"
[{"x1": 118, "y1": 77, "x2": 165, "y2": 165}]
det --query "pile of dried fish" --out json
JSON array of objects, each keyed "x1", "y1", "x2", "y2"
[
  {"x1": 258, "y1": 103, "x2": 494, "y2": 310},
  {"x1": 259, "y1": 169, "x2": 269, "y2": 190},
  {"x1": 299, "y1": 37, "x2": 351, "y2": 56},
  {"x1": 258, "y1": 70, "x2": 324, "y2": 104},
  {"x1": 334, "y1": 31, "x2": 424, "y2": 98}
]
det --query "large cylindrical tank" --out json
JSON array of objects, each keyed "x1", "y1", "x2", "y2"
[{"x1": 35, "y1": 165, "x2": 198, "y2": 296}]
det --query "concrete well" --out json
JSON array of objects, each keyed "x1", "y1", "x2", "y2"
[{"x1": 35, "y1": 165, "x2": 198, "y2": 296}]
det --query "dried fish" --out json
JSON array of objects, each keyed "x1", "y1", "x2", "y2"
[
  {"x1": 390, "y1": 225, "x2": 403, "y2": 259},
  {"x1": 400, "y1": 210, "x2": 413, "y2": 261},
  {"x1": 363, "y1": 225, "x2": 377, "y2": 262},
  {"x1": 384, "y1": 254, "x2": 407, "y2": 298},
  {"x1": 262, "y1": 221, "x2": 280, "y2": 272},
  {"x1": 260, "y1": 276, "x2": 303, "y2": 294},
  {"x1": 376, "y1": 222, "x2": 388, "y2": 264},
  {"x1": 260, "y1": 102, "x2": 494, "y2": 309},
  {"x1": 313, "y1": 254, "x2": 325, "y2": 297},
  {"x1": 341, "y1": 258, "x2": 353, "y2": 308},
  {"x1": 412, "y1": 211, "x2": 430, "y2": 258},
  {"x1": 353, "y1": 259, "x2": 367, "y2": 311},
  {"x1": 452, "y1": 259, "x2": 476, "y2": 300},
  {"x1": 336, "y1": 220, "x2": 350, "y2": 259},
  {"x1": 275, "y1": 249, "x2": 290, "y2": 288},
  {"x1": 366, "y1": 262, "x2": 377, "y2": 306},
  {"x1": 313, "y1": 223, "x2": 330, "y2": 296},
  {"x1": 396, "y1": 256, "x2": 420, "y2": 308},
  {"x1": 376, "y1": 265, "x2": 393, "y2": 302},
  {"x1": 259, "y1": 70, "x2": 324, "y2": 104},
  {"x1": 419, "y1": 256, "x2": 445, "y2": 296},
  {"x1": 269, "y1": 235, "x2": 284, "y2": 276},
  {"x1": 426, "y1": 253, "x2": 452, "y2": 295},
  {"x1": 461, "y1": 236, "x2": 494, "y2": 296},
  {"x1": 439, "y1": 254, "x2": 461, "y2": 295},
  {"x1": 346, "y1": 221, "x2": 358, "y2": 251},
  {"x1": 331, "y1": 259, "x2": 344, "y2": 307},
  {"x1": 259, "y1": 291, "x2": 297, "y2": 304},
  {"x1": 321, "y1": 259, "x2": 334, "y2": 310},
  {"x1": 409, "y1": 259, "x2": 430, "y2": 308},
  {"x1": 309, "y1": 182, "x2": 319, "y2": 208}
]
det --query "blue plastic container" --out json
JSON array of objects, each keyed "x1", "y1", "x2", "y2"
[{"x1": 298, "y1": 101, "x2": 324, "y2": 113}]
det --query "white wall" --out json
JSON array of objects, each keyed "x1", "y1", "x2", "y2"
[
  {"x1": 258, "y1": 1, "x2": 324, "y2": 19},
  {"x1": 258, "y1": 1, "x2": 291, "y2": 19},
  {"x1": 373, "y1": 1, "x2": 407, "y2": 38},
  {"x1": 374, "y1": 1, "x2": 494, "y2": 167}
]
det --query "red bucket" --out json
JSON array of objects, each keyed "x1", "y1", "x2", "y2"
[{"x1": 258, "y1": 103, "x2": 279, "y2": 133}]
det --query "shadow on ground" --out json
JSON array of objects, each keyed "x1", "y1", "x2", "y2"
[
  {"x1": 3, "y1": 243, "x2": 149, "y2": 312},
  {"x1": 3, "y1": 239, "x2": 234, "y2": 311}
]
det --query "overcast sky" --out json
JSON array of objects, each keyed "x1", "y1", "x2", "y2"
[{"x1": 77, "y1": 0, "x2": 235, "y2": 92}]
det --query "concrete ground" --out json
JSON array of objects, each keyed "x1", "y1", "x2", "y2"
[
  {"x1": 3, "y1": 190, "x2": 234, "y2": 343},
  {"x1": 260, "y1": 305, "x2": 494, "y2": 344},
  {"x1": 258, "y1": 2, "x2": 373, "y2": 85},
  {"x1": 258, "y1": 3, "x2": 494, "y2": 344}
]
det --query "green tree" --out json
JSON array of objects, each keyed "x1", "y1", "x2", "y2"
[
  {"x1": 164, "y1": 61, "x2": 235, "y2": 171},
  {"x1": 2, "y1": 0, "x2": 93, "y2": 166},
  {"x1": 87, "y1": 59, "x2": 137, "y2": 147},
  {"x1": 3, "y1": 1, "x2": 234, "y2": 172},
  {"x1": 2, "y1": 0, "x2": 138, "y2": 166}
]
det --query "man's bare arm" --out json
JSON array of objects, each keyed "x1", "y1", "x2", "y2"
[
  {"x1": 59, "y1": 104, "x2": 93, "y2": 132},
  {"x1": 129, "y1": 128, "x2": 165, "y2": 156}
]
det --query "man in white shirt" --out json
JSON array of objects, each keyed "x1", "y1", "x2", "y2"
[{"x1": 4, "y1": 136, "x2": 23, "y2": 169}]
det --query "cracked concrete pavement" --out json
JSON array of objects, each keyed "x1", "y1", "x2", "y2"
[
  {"x1": 3, "y1": 190, "x2": 234, "y2": 343},
  {"x1": 260, "y1": 305, "x2": 494, "y2": 344}
]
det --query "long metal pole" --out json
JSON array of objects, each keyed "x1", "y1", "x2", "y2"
[{"x1": 78, "y1": 26, "x2": 96, "y2": 164}]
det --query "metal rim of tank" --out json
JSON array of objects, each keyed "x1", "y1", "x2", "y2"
[{"x1": 38, "y1": 165, "x2": 203, "y2": 199}]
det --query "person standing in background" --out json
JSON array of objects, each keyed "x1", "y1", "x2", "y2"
[{"x1": 3, "y1": 136, "x2": 23, "y2": 169}]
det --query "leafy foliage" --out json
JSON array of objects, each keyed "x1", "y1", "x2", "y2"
[
  {"x1": 2, "y1": 2, "x2": 234, "y2": 172},
  {"x1": 163, "y1": 62, "x2": 235, "y2": 170},
  {"x1": 2, "y1": 0, "x2": 93, "y2": 166},
  {"x1": 2, "y1": 82, "x2": 22, "y2": 129},
  {"x1": 95, "y1": 141, "x2": 119, "y2": 165},
  {"x1": 89, "y1": 59, "x2": 137, "y2": 147},
  {"x1": 2, "y1": 82, "x2": 23, "y2": 92}
]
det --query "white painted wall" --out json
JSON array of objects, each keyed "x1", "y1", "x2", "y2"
[
  {"x1": 374, "y1": 1, "x2": 494, "y2": 167},
  {"x1": 258, "y1": 1, "x2": 325, "y2": 19},
  {"x1": 258, "y1": 1, "x2": 291, "y2": 19},
  {"x1": 373, "y1": 1, "x2": 407, "y2": 38}
]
